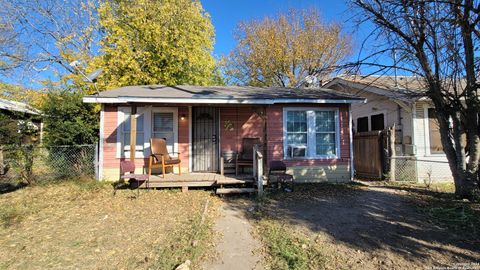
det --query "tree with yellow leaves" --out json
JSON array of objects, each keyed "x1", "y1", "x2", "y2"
[
  {"x1": 224, "y1": 8, "x2": 351, "y2": 87},
  {"x1": 94, "y1": 0, "x2": 217, "y2": 90}
]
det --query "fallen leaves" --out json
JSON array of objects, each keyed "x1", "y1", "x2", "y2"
[{"x1": 0, "y1": 182, "x2": 219, "y2": 269}]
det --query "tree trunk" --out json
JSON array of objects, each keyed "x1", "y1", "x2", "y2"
[{"x1": 436, "y1": 110, "x2": 479, "y2": 199}]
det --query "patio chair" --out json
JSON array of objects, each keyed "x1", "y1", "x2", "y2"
[
  {"x1": 149, "y1": 138, "x2": 181, "y2": 178},
  {"x1": 236, "y1": 137, "x2": 261, "y2": 175},
  {"x1": 268, "y1": 160, "x2": 294, "y2": 191},
  {"x1": 119, "y1": 160, "x2": 149, "y2": 196}
]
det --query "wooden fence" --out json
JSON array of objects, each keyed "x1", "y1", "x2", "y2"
[{"x1": 353, "y1": 131, "x2": 385, "y2": 179}]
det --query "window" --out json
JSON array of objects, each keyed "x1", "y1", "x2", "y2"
[
  {"x1": 286, "y1": 111, "x2": 308, "y2": 157},
  {"x1": 284, "y1": 108, "x2": 339, "y2": 158},
  {"x1": 428, "y1": 108, "x2": 443, "y2": 154},
  {"x1": 119, "y1": 107, "x2": 144, "y2": 158},
  {"x1": 371, "y1": 113, "x2": 385, "y2": 131},
  {"x1": 315, "y1": 111, "x2": 336, "y2": 156},
  {"x1": 152, "y1": 112, "x2": 175, "y2": 154},
  {"x1": 357, "y1": 117, "x2": 368, "y2": 132}
]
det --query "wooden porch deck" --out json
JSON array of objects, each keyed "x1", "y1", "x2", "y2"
[{"x1": 139, "y1": 173, "x2": 254, "y2": 189}]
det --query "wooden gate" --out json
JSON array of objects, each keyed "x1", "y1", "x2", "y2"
[
  {"x1": 192, "y1": 107, "x2": 219, "y2": 172},
  {"x1": 353, "y1": 131, "x2": 384, "y2": 179}
]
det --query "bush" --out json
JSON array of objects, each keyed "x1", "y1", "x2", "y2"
[{"x1": 41, "y1": 90, "x2": 98, "y2": 146}]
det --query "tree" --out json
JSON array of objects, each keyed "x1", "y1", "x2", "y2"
[
  {"x1": 94, "y1": 0, "x2": 217, "y2": 89},
  {"x1": 223, "y1": 8, "x2": 351, "y2": 87},
  {"x1": 0, "y1": 0, "x2": 98, "y2": 88},
  {"x1": 41, "y1": 90, "x2": 98, "y2": 146},
  {"x1": 351, "y1": 0, "x2": 479, "y2": 199}
]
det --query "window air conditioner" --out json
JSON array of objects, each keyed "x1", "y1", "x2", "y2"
[{"x1": 287, "y1": 145, "x2": 307, "y2": 158}]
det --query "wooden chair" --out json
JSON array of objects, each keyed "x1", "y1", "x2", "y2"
[
  {"x1": 149, "y1": 138, "x2": 181, "y2": 178},
  {"x1": 268, "y1": 160, "x2": 294, "y2": 191},
  {"x1": 119, "y1": 160, "x2": 149, "y2": 196},
  {"x1": 236, "y1": 137, "x2": 261, "y2": 175}
]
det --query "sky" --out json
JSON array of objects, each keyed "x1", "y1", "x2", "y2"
[
  {"x1": 201, "y1": 0, "x2": 356, "y2": 59},
  {"x1": 5, "y1": 0, "x2": 390, "y2": 89}
]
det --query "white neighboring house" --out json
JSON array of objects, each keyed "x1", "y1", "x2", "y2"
[
  {"x1": 324, "y1": 75, "x2": 453, "y2": 183},
  {"x1": 0, "y1": 98, "x2": 43, "y2": 141}
]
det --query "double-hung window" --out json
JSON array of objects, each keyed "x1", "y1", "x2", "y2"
[
  {"x1": 118, "y1": 107, "x2": 145, "y2": 158},
  {"x1": 152, "y1": 111, "x2": 176, "y2": 155},
  {"x1": 284, "y1": 108, "x2": 339, "y2": 158}
]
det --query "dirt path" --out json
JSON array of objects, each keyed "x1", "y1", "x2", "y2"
[
  {"x1": 260, "y1": 184, "x2": 480, "y2": 269},
  {"x1": 203, "y1": 201, "x2": 264, "y2": 270}
]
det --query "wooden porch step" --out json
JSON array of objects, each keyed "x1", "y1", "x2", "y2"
[
  {"x1": 216, "y1": 188, "x2": 256, "y2": 194},
  {"x1": 140, "y1": 180, "x2": 216, "y2": 188},
  {"x1": 216, "y1": 179, "x2": 253, "y2": 185}
]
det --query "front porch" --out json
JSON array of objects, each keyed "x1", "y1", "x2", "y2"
[{"x1": 141, "y1": 173, "x2": 254, "y2": 188}]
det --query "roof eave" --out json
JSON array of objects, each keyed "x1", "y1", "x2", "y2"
[{"x1": 82, "y1": 96, "x2": 366, "y2": 104}]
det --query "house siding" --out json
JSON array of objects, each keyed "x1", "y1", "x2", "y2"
[
  {"x1": 328, "y1": 84, "x2": 413, "y2": 152},
  {"x1": 266, "y1": 104, "x2": 351, "y2": 182},
  {"x1": 219, "y1": 106, "x2": 265, "y2": 154},
  {"x1": 101, "y1": 105, "x2": 190, "y2": 180},
  {"x1": 100, "y1": 103, "x2": 352, "y2": 183},
  {"x1": 413, "y1": 102, "x2": 453, "y2": 182},
  {"x1": 326, "y1": 82, "x2": 453, "y2": 183}
]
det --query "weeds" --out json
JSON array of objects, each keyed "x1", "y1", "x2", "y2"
[
  {"x1": 151, "y1": 200, "x2": 215, "y2": 269},
  {"x1": 0, "y1": 183, "x2": 218, "y2": 269},
  {"x1": 420, "y1": 201, "x2": 480, "y2": 237},
  {"x1": 256, "y1": 219, "x2": 326, "y2": 270},
  {"x1": 0, "y1": 198, "x2": 39, "y2": 228}
]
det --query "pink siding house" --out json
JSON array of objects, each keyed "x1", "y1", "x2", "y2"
[{"x1": 83, "y1": 85, "x2": 364, "y2": 183}]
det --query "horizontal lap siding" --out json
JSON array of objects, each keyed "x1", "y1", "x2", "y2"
[
  {"x1": 178, "y1": 107, "x2": 189, "y2": 169},
  {"x1": 266, "y1": 104, "x2": 351, "y2": 182},
  {"x1": 101, "y1": 105, "x2": 190, "y2": 180},
  {"x1": 220, "y1": 106, "x2": 265, "y2": 153}
]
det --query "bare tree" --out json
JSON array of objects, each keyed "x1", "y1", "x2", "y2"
[
  {"x1": 0, "y1": 0, "x2": 98, "y2": 86},
  {"x1": 351, "y1": 0, "x2": 479, "y2": 199}
]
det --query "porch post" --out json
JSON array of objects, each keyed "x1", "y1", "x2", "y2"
[{"x1": 129, "y1": 105, "x2": 137, "y2": 161}]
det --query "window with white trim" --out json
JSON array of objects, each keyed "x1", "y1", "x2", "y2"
[
  {"x1": 119, "y1": 107, "x2": 144, "y2": 158},
  {"x1": 315, "y1": 111, "x2": 337, "y2": 156},
  {"x1": 284, "y1": 108, "x2": 339, "y2": 158},
  {"x1": 152, "y1": 112, "x2": 175, "y2": 154}
]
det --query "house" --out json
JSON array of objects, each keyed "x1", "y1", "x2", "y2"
[
  {"x1": 0, "y1": 98, "x2": 43, "y2": 141},
  {"x1": 83, "y1": 85, "x2": 364, "y2": 186},
  {"x1": 324, "y1": 75, "x2": 454, "y2": 182}
]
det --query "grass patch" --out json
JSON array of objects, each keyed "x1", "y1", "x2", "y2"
[
  {"x1": 256, "y1": 219, "x2": 327, "y2": 270},
  {"x1": 0, "y1": 202, "x2": 29, "y2": 227},
  {"x1": 368, "y1": 180, "x2": 456, "y2": 194},
  {"x1": 416, "y1": 197, "x2": 480, "y2": 237},
  {"x1": 151, "y1": 200, "x2": 214, "y2": 269},
  {"x1": 0, "y1": 181, "x2": 219, "y2": 269},
  {"x1": 250, "y1": 183, "x2": 360, "y2": 270}
]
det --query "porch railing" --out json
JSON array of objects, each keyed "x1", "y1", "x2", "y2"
[{"x1": 253, "y1": 144, "x2": 264, "y2": 196}]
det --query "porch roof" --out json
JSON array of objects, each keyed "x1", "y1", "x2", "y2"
[{"x1": 83, "y1": 85, "x2": 365, "y2": 104}]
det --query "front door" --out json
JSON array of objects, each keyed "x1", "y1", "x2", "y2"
[{"x1": 192, "y1": 107, "x2": 219, "y2": 172}]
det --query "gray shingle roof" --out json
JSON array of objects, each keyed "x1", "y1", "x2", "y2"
[{"x1": 84, "y1": 85, "x2": 365, "y2": 104}]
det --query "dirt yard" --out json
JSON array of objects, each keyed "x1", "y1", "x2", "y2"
[
  {"x1": 0, "y1": 181, "x2": 219, "y2": 270},
  {"x1": 250, "y1": 183, "x2": 480, "y2": 270}
]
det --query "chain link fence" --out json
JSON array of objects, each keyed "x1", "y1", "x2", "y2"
[
  {"x1": 0, "y1": 144, "x2": 98, "y2": 183},
  {"x1": 388, "y1": 156, "x2": 453, "y2": 183}
]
